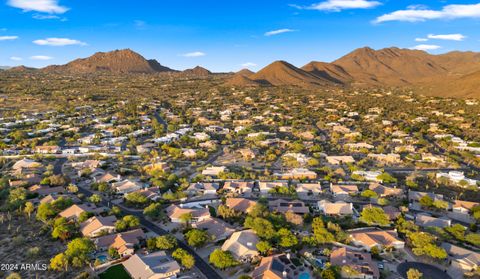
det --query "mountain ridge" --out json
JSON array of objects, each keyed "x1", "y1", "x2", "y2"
[{"x1": 5, "y1": 47, "x2": 480, "y2": 98}]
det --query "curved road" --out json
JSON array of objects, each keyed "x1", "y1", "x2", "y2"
[{"x1": 77, "y1": 187, "x2": 222, "y2": 279}]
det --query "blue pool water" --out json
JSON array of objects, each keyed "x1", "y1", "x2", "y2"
[
  {"x1": 97, "y1": 255, "x2": 108, "y2": 263},
  {"x1": 299, "y1": 272, "x2": 310, "y2": 279}
]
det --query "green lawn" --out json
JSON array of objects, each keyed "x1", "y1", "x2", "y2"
[{"x1": 99, "y1": 264, "x2": 131, "y2": 279}]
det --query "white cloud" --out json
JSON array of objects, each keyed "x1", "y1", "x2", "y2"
[
  {"x1": 33, "y1": 38, "x2": 87, "y2": 46},
  {"x1": 32, "y1": 14, "x2": 60, "y2": 20},
  {"x1": 264, "y1": 29, "x2": 296, "y2": 36},
  {"x1": 375, "y1": 2, "x2": 480, "y2": 23},
  {"x1": 415, "y1": 38, "x2": 428, "y2": 42},
  {"x1": 0, "y1": 36, "x2": 19, "y2": 41},
  {"x1": 410, "y1": 44, "x2": 442, "y2": 51},
  {"x1": 427, "y1": 33, "x2": 466, "y2": 41},
  {"x1": 241, "y1": 62, "x2": 257, "y2": 68},
  {"x1": 7, "y1": 0, "x2": 68, "y2": 14},
  {"x1": 10, "y1": 56, "x2": 22, "y2": 61},
  {"x1": 296, "y1": 0, "x2": 381, "y2": 12},
  {"x1": 30, "y1": 55, "x2": 53, "y2": 60},
  {"x1": 181, "y1": 51, "x2": 206, "y2": 57}
]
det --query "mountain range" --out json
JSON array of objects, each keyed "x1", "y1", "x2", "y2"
[{"x1": 6, "y1": 47, "x2": 480, "y2": 98}]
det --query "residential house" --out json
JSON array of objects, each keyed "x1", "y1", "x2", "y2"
[
  {"x1": 318, "y1": 200, "x2": 354, "y2": 216},
  {"x1": 259, "y1": 182, "x2": 287, "y2": 194},
  {"x1": 330, "y1": 184, "x2": 359, "y2": 199},
  {"x1": 369, "y1": 183, "x2": 403, "y2": 198},
  {"x1": 34, "y1": 145, "x2": 60, "y2": 154},
  {"x1": 80, "y1": 216, "x2": 117, "y2": 238},
  {"x1": 296, "y1": 183, "x2": 322, "y2": 199},
  {"x1": 268, "y1": 199, "x2": 309, "y2": 215},
  {"x1": 251, "y1": 254, "x2": 296, "y2": 279},
  {"x1": 330, "y1": 247, "x2": 379, "y2": 279},
  {"x1": 349, "y1": 228, "x2": 405, "y2": 251},
  {"x1": 93, "y1": 172, "x2": 121, "y2": 184},
  {"x1": 408, "y1": 191, "x2": 443, "y2": 203},
  {"x1": 112, "y1": 179, "x2": 143, "y2": 194},
  {"x1": 352, "y1": 171, "x2": 382, "y2": 182},
  {"x1": 442, "y1": 243, "x2": 480, "y2": 274},
  {"x1": 186, "y1": 182, "x2": 219, "y2": 196},
  {"x1": 274, "y1": 168, "x2": 317, "y2": 180},
  {"x1": 123, "y1": 251, "x2": 181, "y2": 279},
  {"x1": 59, "y1": 204, "x2": 91, "y2": 220},
  {"x1": 165, "y1": 204, "x2": 211, "y2": 224},
  {"x1": 94, "y1": 229, "x2": 145, "y2": 257},
  {"x1": 192, "y1": 218, "x2": 235, "y2": 241},
  {"x1": 221, "y1": 230, "x2": 260, "y2": 261},
  {"x1": 415, "y1": 213, "x2": 452, "y2": 228},
  {"x1": 452, "y1": 200, "x2": 479, "y2": 215},
  {"x1": 201, "y1": 166, "x2": 226, "y2": 177},
  {"x1": 326, "y1": 156, "x2": 355, "y2": 165},
  {"x1": 28, "y1": 185, "x2": 64, "y2": 196},
  {"x1": 437, "y1": 171, "x2": 478, "y2": 187},
  {"x1": 367, "y1": 153, "x2": 401, "y2": 164},
  {"x1": 225, "y1": 198, "x2": 257, "y2": 213},
  {"x1": 223, "y1": 181, "x2": 253, "y2": 194}
]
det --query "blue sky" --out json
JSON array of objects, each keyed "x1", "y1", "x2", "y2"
[{"x1": 1, "y1": 0, "x2": 480, "y2": 71}]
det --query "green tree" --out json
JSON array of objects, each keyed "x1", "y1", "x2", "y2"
[
  {"x1": 419, "y1": 195, "x2": 433, "y2": 208},
  {"x1": 244, "y1": 217, "x2": 275, "y2": 240},
  {"x1": 179, "y1": 213, "x2": 193, "y2": 227},
  {"x1": 36, "y1": 202, "x2": 57, "y2": 222},
  {"x1": 361, "y1": 189, "x2": 378, "y2": 199},
  {"x1": 407, "y1": 268, "x2": 423, "y2": 279},
  {"x1": 115, "y1": 215, "x2": 140, "y2": 232},
  {"x1": 209, "y1": 249, "x2": 238, "y2": 269},
  {"x1": 359, "y1": 207, "x2": 390, "y2": 226},
  {"x1": 50, "y1": 253, "x2": 69, "y2": 271},
  {"x1": 172, "y1": 248, "x2": 195, "y2": 269},
  {"x1": 8, "y1": 187, "x2": 27, "y2": 209},
  {"x1": 185, "y1": 229, "x2": 209, "y2": 248},
  {"x1": 376, "y1": 172, "x2": 397, "y2": 183},
  {"x1": 143, "y1": 203, "x2": 163, "y2": 219},
  {"x1": 64, "y1": 238, "x2": 95, "y2": 268},
  {"x1": 88, "y1": 194, "x2": 102, "y2": 204},
  {"x1": 277, "y1": 228, "x2": 298, "y2": 248},
  {"x1": 312, "y1": 217, "x2": 335, "y2": 244},
  {"x1": 466, "y1": 233, "x2": 480, "y2": 247},
  {"x1": 108, "y1": 247, "x2": 120, "y2": 259},
  {"x1": 217, "y1": 204, "x2": 239, "y2": 220},
  {"x1": 52, "y1": 217, "x2": 76, "y2": 241},
  {"x1": 156, "y1": 235, "x2": 178, "y2": 250},
  {"x1": 256, "y1": 241, "x2": 272, "y2": 255},
  {"x1": 24, "y1": 201, "x2": 35, "y2": 219}
]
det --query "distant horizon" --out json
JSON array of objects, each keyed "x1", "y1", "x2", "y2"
[
  {"x1": 2, "y1": 0, "x2": 480, "y2": 71},
  {"x1": 2, "y1": 45, "x2": 479, "y2": 73}
]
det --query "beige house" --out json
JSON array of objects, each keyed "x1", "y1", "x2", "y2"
[
  {"x1": 225, "y1": 198, "x2": 257, "y2": 213},
  {"x1": 318, "y1": 200, "x2": 353, "y2": 216},
  {"x1": 221, "y1": 229, "x2": 259, "y2": 261},
  {"x1": 223, "y1": 181, "x2": 253, "y2": 194},
  {"x1": 349, "y1": 228, "x2": 405, "y2": 251},
  {"x1": 94, "y1": 229, "x2": 145, "y2": 257},
  {"x1": 296, "y1": 183, "x2": 322, "y2": 198},
  {"x1": 330, "y1": 184, "x2": 359, "y2": 198},
  {"x1": 369, "y1": 183, "x2": 403, "y2": 198},
  {"x1": 326, "y1": 155, "x2": 355, "y2": 165},
  {"x1": 330, "y1": 247, "x2": 379, "y2": 279},
  {"x1": 165, "y1": 204, "x2": 210, "y2": 224},
  {"x1": 80, "y1": 216, "x2": 117, "y2": 238},
  {"x1": 123, "y1": 251, "x2": 181, "y2": 279}
]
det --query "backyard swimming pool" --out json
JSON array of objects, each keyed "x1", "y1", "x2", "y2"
[{"x1": 299, "y1": 272, "x2": 310, "y2": 279}]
